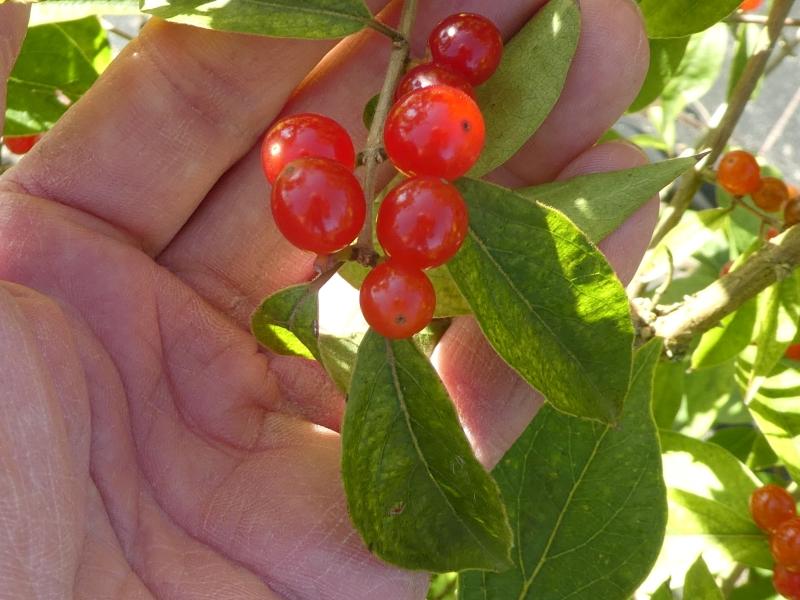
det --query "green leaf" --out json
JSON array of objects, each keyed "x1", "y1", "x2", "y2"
[
  {"x1": 629, "y1": 37, "x2": 690, "y2": 112},
  {"x1": 657, "y1": 26, "x2": 728, "y2": 148},
  {"x1": 517, "y1": 156, "x2": 697, "y2": 243},
  {"x1": 660, "y1": 431, "x2": 771, "y2": 568},
  {"x1": 683, "y1": 556, "x2": 724, "y2": 600},
  {"x1": 140, "y1": 0, "x2": 373, "y2": 39},
  {"x1": 691, "y1": 298, "x2": 758, "y2": 370},
  {"x1": 458, "y1": 341, "x2": 667, "y2": 599},
  {"x1": 652, "y1": 359, "x2": 684, "y2": 429},
  {"x1": 470, "y1": 0, "x2": 580, "y2": 176},
  {"x1": 447, "y1": 178, "x2": 633, "y2": 423},
  {"x1": 728, "y1": 24, "x2": 763, "y2": 101},
  {"x1": 342, "y1": 330, "x2": 513, "y2": 572},
  {"x1": 651, "y1": 579, "x2": 674, "y2": 600},
  {"x1": 251, "y1": 284, "x2": 320, "y2": 361},
  {"x1": 746, "y1": 273, "x2": 800, "y2": 402},
  {"x1": 30, "y1": 0, "x2": 140, "y2": 25},
  {"x1": 707, "y1": 427, "x2": 778, "y2": 472},
  {"x1": 678, "y1": 360, "x2": 737, "y2": 439},
  {"x1": 639, "y1": 0, "x2": 742, "y2": 38},
  {"x1": 6, "y1": 17, "x2": 110, "y2": 135}
]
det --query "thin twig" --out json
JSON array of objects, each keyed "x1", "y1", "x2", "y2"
[
  {"x1": 726, "y1": 14, "x2": 800, "y2": 26},
  {"x1": 650, "y1": 225, "x2": 800, "y2": 351},
  {"x1": 100, "y1": 18, "x2": 135, "y2": 41},
  {"x1": 732, "y1": 196, "x2": 784, "y2": 228},
  {"x1": 650, "y1": 249, "x2": 675, "y2": 308},
  {"x1": 648, "y1": 0, "x2": 796, "y2": 249},
  {"x1": 355, "y1": 0, "x2": 418, "y2": 264},
  {"x1": 366, "y1": 19, "x2": 406, "y2": 43},
  {"x1": 766, "y1": 29, "x2": 800, "y2": 74}
]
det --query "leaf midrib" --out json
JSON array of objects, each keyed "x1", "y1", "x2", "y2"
[{"x1": 165, "y1": 0, "x2": 372, "y2": 25}]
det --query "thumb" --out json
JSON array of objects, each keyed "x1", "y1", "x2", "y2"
[{"x1": 0, "y1": 3, "x2": 30, "y2": 137}]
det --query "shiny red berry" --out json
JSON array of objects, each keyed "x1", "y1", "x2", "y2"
[
  {"x1": 767, "y1": 227, "x2": 780, "y2": 240},
  {"x1": 718, "y1": 150, "x2": 762, "y2": 196},
  {"x1": 384, "y1": 86, "x2": 485, "y2": 181},
  {"x1": 395, "y1": 63, "x2": 475, "y2": 101},
  {"x1": 270, "y1": 157, "x2": 365, "y2": 254},
  {"x1": 377, "y1": 177, "x2": 468, "y2": 269},
  {"x1": 429, "y1": 13, "x2": 503, "y2": 86},
  {"x1": 786, "y1": 199, "x2": 800, "y2": 227},
  {"x1": 772, "y1": 518, "x2": 800, "y2": 569},
  {"x1": 261, "y1": 113, "x2": 355, "y2": 184},
  {"x1": 786, "y1": 344, "x2": 800, "y2": 362},
  {"x1": 753, "y1": 177, "x2": 790, "y2": 212},
  {"x1": 360, "y1": 261, "x2": 435, "y2": 339},
  {"x1": 775, "y1": 564, "x2": 800, "y2": 599},
  {"x1": 750, "y1": 484, "x2": 796, "y2": 532},
  {"x1": 740, "y1": 0, "x2": 763, "y2": 11},
  {"x1": 4, "y1": 134, "x2": 40, "y2": 154}
]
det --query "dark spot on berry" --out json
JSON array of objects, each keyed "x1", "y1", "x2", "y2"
[
  {"x1": 462, "y1": 119, "x2": 471, "y2": 132},
  {"x1": 395, "y1": 314, "x2": 407, "y2": 325}
]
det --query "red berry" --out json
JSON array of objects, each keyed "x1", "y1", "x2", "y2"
[
  {"x1": 261, "y1": 113, "x2": 355, "y2": 184},
  {"x1": 753, "y1": 177, "x2": 790, "y2": 212},
  {"x1": 270, "y1": 157, "x2": 365, "y2": 254},
  {"x1": 786, "y1": 199, "x2": 800, "y2": 227},
  {"x1": 377, "y1": 177, "x2": 468, "y2": 269},
  {"x1": 717, "y1": 150, "x2": 762, "y2": 196},
  {"x1": 740, "y1": 0, "x2": 763, "y2": 10},
  {"x1": 786, "y1": 344, "x2": 800, "y2": 362},
  {"x1": 750, "y1": 484, "x2": 796, "y2": 532},
  {"x1": 429, "y1": 13, "x2": 503, "y2": 86},
  {"x1": 4, "y1": 134, "x2": 40, "y2": 154},
  {"x1": 360, "y1": 261, "x2": 435, "y2": 339},
  {"x1": 720, "y1": 261, "x2": 733, "y2": 276},
  {"x1": 788, "y1": 184, "x2": 799, "y2": 201},
  {"x1": 395, "y1": 63, "x2": 475, "y2": 101},
  {"x1": 772, "y1": 518, "x2": 800, "y2": 569},
  {"x1": 384, "y1": 86, "x2": 485, "y2": 181},
  {"x1": 774, "y1": 564, "x2": 800, "y2": 599},
  {"x1": 767, "y1": 228, "x2": 780, "y2": 240}
]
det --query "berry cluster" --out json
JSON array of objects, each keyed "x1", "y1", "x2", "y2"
[
  {"x1": 749, "y1": 484, "x2": 800, "y2": 598},
  {"x1": 260, "y1": 13, "x2": 502, "y2": 340},
  {"x1": 2, "y1": 134, "x2": 40, "y2": 155},
  {"x1": 717, "y1": 150, "x2": 800, "y2": 231}
]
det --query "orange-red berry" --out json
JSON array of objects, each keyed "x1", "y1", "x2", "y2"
[
  {"x1": 429, "y1": 13, "x2": 503, "y2": 86},
  {"x1": 786, "y1": 199, "x2": 800, "y2": 227},
  {"x1": 750, "y1": 484, "x2": 797, "y2": 532},
  {"x1": 360, "y1": 261, "x2": 436, "y2": 339},
  {"x1": 753, "y1": 177, "x2": 790, "y2": 212},
  {"x1": 384, "y1": 86, "x2": 485, "y2": 181},
  {"x1": 395, "y1": 63, "x2": 475, "y2": 101},
  {"x1": 377, "y1": 177, "x2": 468, "y2": 270},
  {"x1": 270, "y1": 157, "x2": 365, "y2": 255},
  {"x1": 261, "y1": 113, "x2": 355, "y2": 184},
  {"x1": 772, "y1": 517, "x2": 800, "y2": 569},
  {"x1": 3, "y1": 134, "x2": 40, "y2": 154},
  {"x1": 774, "y1": 564, "x2": 800, "y2": 599},
  {"x1": 718, "y1": 150, "x2": 762, "y2": 196},
  {"x1": 740, "y1": 0, "x2": 763, "y2": 10},
  {"x1": 786, "y1": 344, "x2": 800, "y2": 362}
]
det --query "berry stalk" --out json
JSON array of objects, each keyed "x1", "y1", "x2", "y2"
[{"x1": 355, "y1": 0, "x2": 419, "y2": 264}]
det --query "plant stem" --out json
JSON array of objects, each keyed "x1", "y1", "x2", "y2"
[
  {"x1": 727, "y1": 14, "x2": 800, "y2": 26},
  {"x1": 355, "y1": 0, "x2": 418, "y2": 264},
  {"x1": 733, "y1": 196, "x2": 783, "y2": 228},
  {"x1": 766, "y1": 29, "x2": 800, "y2": 75},
  {"x1": 648, "y1": 225, "x2": 800, "y2": 352},
  {"x1": 367, "y1": 19, "x2": 406, "y2": 43},
  {"x1": 648, "y1": 0, "x2": 796, "y2": 249}
]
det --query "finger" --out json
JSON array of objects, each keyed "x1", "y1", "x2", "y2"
[
  {"x1": 495, "y1": 0, "x2": 650, "y2": 186},
  {"x1": 4, "y1": 5, "x2": 386, "y2": 255},
  {"x1": 0, "y1": 284, "x2": 85, "y2": 599},
  {"x1": 161, "y1": 0, "x2": 639, "y2": 327},
  {"x1": 435, "y1": 140, "x2": 658, "y2": 469},
  {"x1": 0, "y1": 3, "x2": 29, "y2": 136}
]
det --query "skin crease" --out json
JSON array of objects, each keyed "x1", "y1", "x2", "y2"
[{"x1": 0, "y1": 1, "x2": 651, "y2": 599}]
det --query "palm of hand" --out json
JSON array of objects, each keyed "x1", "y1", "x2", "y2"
[{"x1": 0, "y1": 1, "x2": 651, "y2": 598}]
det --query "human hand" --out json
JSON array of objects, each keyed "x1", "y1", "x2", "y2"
[{"x1": 0, "y1": 1, "x2": 652, "y2": 598}]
